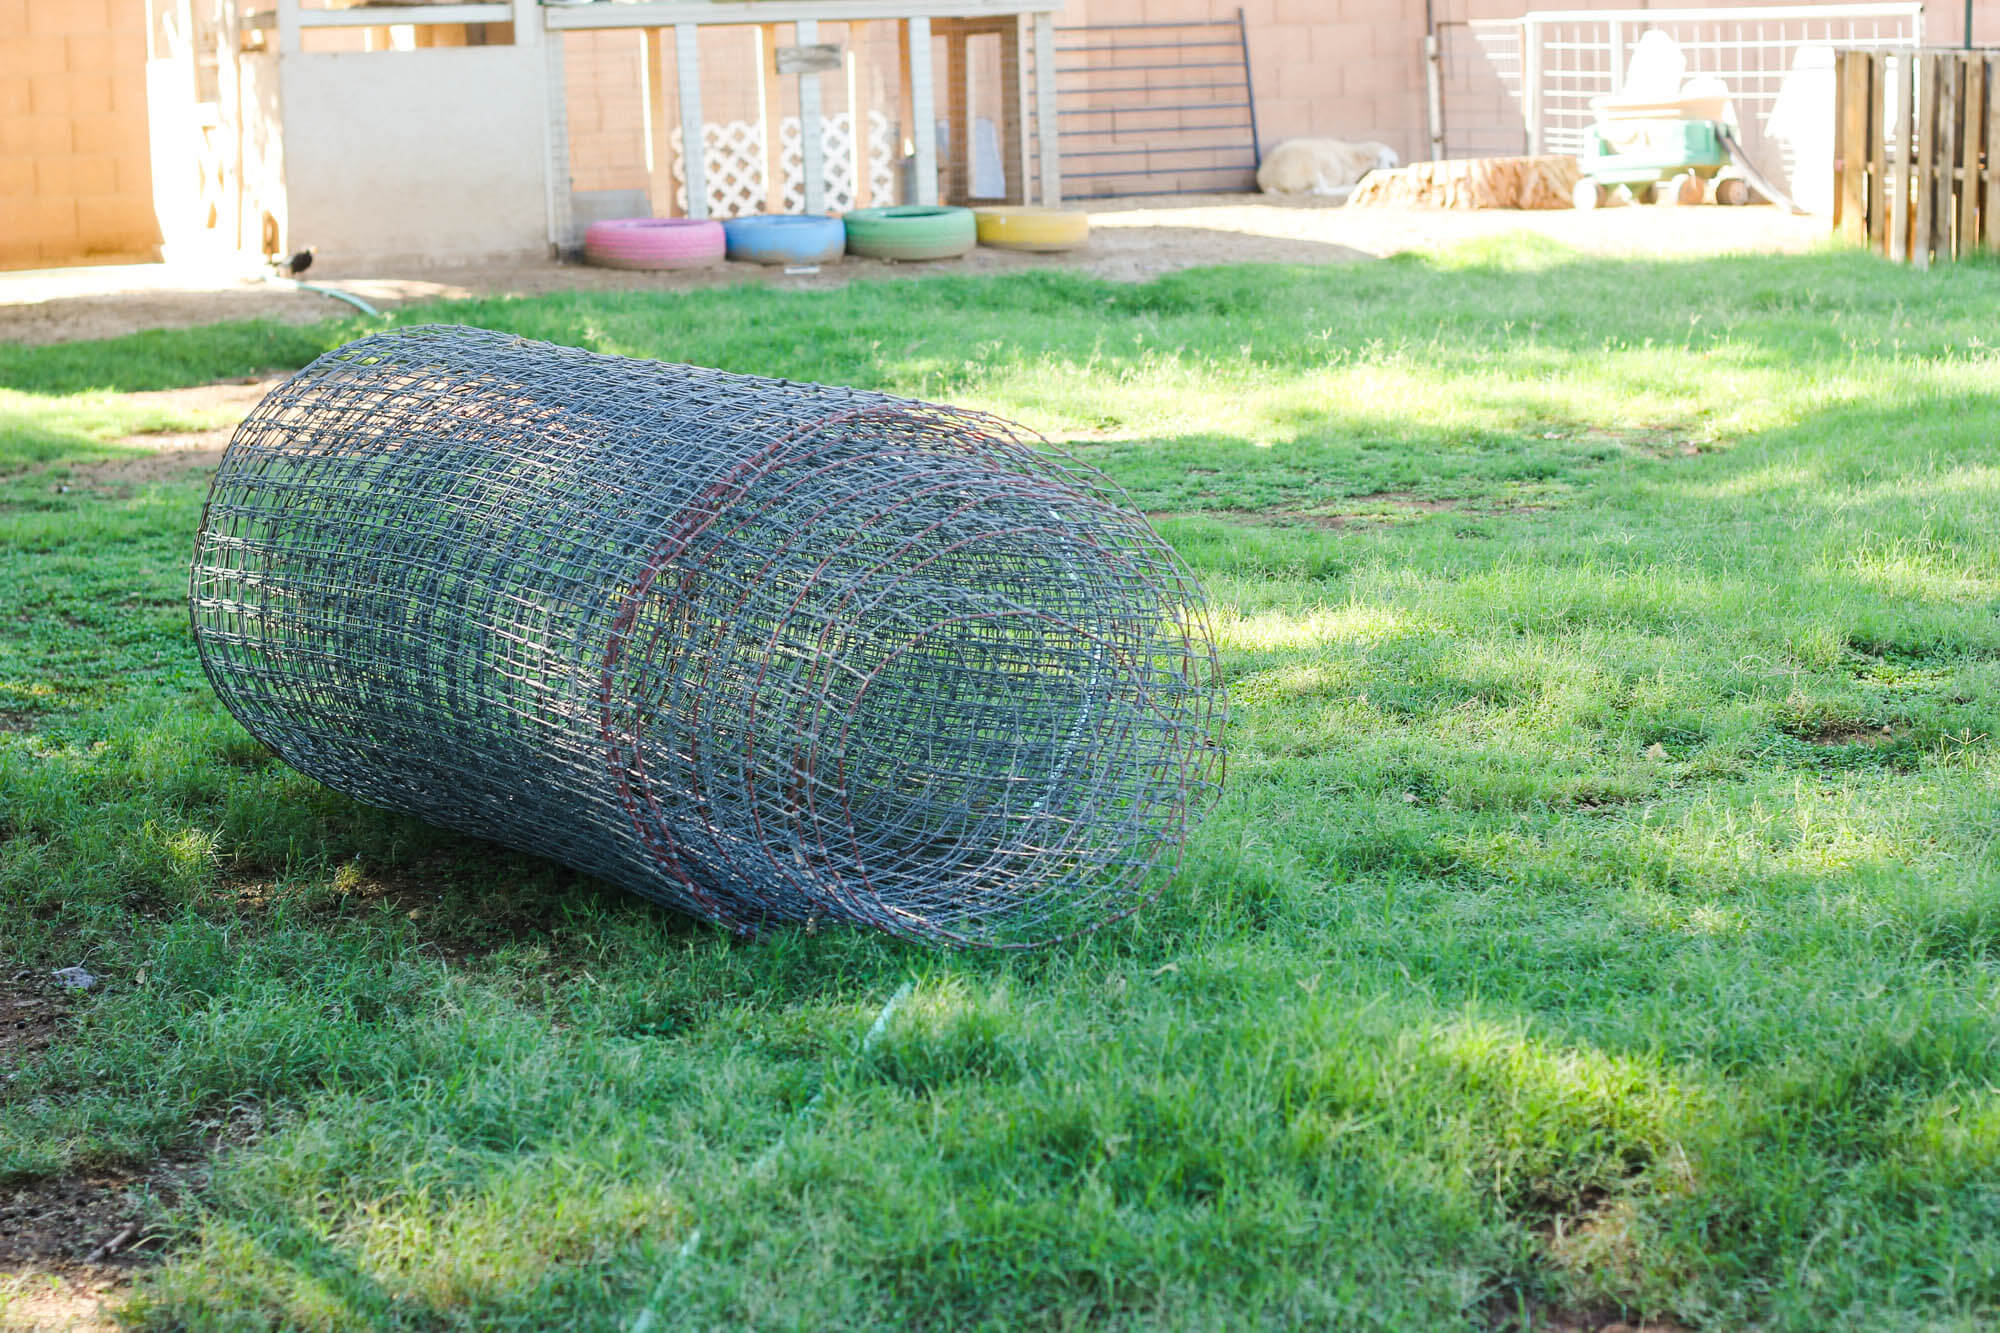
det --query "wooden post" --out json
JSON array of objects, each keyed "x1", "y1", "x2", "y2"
[
  {"x1": 1890, "y1": 52, "x2": 1912, "y2": 260},
  {"x1": 1960, "y1": 55, "x2": 1983, "y2": 259},
  {"x1": 674, "y1": 22, "x2": 707, "y2": 220},
  {"x1": 1523, "y1": 20, "x2": 1543, "y2": 156},
  {"x1": 1988, "y1": 55, "x2": 2000, "y2": 251},
  {"x1": 1867, "y1": 52, "x2": 1888, "y2": 255},
  {"x1": 1834, "y1": 50, "x2": 1848, "y2": 237},
  {"x1": 849, "y1": 26, "x2": 872, "y2": 210},
  {"x1": 945, "y1": 24, "x2": 970, "y2": 202},
  {"x1": 1005, "y1": 15, "x2": 1029, "y2": 205},
  {"x1": 1033, "y1": 11, "x2": 1059, "y2": 204},
  {"x1": 643, "y1": 29, "x2": 677, "y2": 218},
  {"x1": 909, "y1": 16, "x2": 939, "y2": 205},
  {"x1": 761, "y1": 24, "x2": 785, "y2": 213},
  {"x1": 1912, "y1": 52, "x2": 1934, "y2": 267},
  {"x1": 896, "y1": 18, "x2": 914, "y2": 159},
  {"x1": 799, "y1": 17, "x2": 826, "y2": 215},
  {"x1": 1837, "y1": 51, "x2": 1866, "y2": 243},
  {"x1": 1933, "y1": 53, "x2": 1956, "y2": 261}
]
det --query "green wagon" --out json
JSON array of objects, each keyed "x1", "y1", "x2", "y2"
[{"x1": 1573, "y1": 117, "x2": 1753, "y2": 208}]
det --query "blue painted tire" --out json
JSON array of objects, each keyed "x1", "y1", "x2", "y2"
[{"x1": 721, "y1": 214, "x2": 848, "y2": 266}]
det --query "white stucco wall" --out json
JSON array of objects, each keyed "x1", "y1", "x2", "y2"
[
  {"x1": 238, "y1": 52, "x2": 287, "y2": 260},
  {"x1": 280, "y1": 47, "x2": 549, "y2": 265}
]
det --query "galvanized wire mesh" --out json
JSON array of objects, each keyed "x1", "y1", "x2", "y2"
[{"x1": 188, "y1": 325, "x2": 1223, "y2": 948}]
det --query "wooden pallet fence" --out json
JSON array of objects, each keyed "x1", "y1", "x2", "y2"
[{"x1": 1835, "y1": 48, "x2": 1999, "y2": 266}]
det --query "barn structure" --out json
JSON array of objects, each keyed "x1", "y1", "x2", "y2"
[{"x1": 2, "y1": 0, "x2": 1996, "y2": 269}]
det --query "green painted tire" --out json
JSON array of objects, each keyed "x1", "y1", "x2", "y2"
[{"x1": 843, "y1": 205, "x2": 977, "y2": 261}]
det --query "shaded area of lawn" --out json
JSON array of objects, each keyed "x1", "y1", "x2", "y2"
[{"x1": 3, "y1": 241, "x2": 1999, "y2": 1330}]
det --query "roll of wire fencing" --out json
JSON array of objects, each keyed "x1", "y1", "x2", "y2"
[{"x1": 188, "y1": 326, "x2": 1224, "y2": 948}]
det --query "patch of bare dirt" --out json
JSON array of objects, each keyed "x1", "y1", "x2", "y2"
[
  {"x1": 217, "y1": 851, "x2": 583, "y2": 969},
  {"x1": 1151, "y1": 490, "x2": 1547, "y2": 531},
  {"x1": 0, "y1": 197, "x2": 1821, "y2": 345},
  {"x1": 1348, "y1": 489, "x2": 1464, "y2": 512},
  {"x1": 0, "y1": 1269, "x2": 126, "y2": 1332},
  {"x1": 43, "y1": 377, "x2": 279, "y2": 492},
  {"x1": 1574, "y1": 428, "x2": 1703, "y2": 459},
  {"x1": 0, "y1": 1159, "x2": 196, "y2": 1331},
  {"x1": 1798, "y1": 721, "x2": 1901, "y2": 747},
  {"x1": 0, "y1": 1170, "x2": 174, "y2": 1276},
  {"x1": 1503, "y1": 1310, "x2": 1692, "y2": 1333},
  {"x1": 71, "y1": 437, "x2": 229, "y2": 490},
  {"x1": 0, "y1": 1104, "x2": 263, "y2": 1333},
  {"x1": 1, "y1": 968, "x2": 75, "y2": 1073},
  {"x1": 116, "y1": 377, "x2": 276, "y2": 418}
]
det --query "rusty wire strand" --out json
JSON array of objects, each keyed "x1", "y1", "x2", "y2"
[{"x1": 189, "y1": 325, "x2": 1223, "y2": 947}]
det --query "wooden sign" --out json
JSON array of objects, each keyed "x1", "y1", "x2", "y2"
[{"x1": 776, "y1": 43, "x2": 842, "y2": 75}]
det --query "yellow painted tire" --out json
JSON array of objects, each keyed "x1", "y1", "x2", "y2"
[{"x1": 972, "y1": 206, "x2": 1090, "y2": 253}]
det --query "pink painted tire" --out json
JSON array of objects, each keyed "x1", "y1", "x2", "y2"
[{"x1": 583, "y1": 218, "x2": 726, "y2": 271}]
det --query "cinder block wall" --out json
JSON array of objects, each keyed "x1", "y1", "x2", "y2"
[
  {"x1": 565, "y1": 29, "x2": 650, "y2": 196},
  {"x1": 0, "y1": 0, "x2": 161, "y2": 268}
]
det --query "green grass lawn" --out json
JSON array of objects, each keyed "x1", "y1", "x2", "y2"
[{"x1": 4, "y1": 239, "x2": 1999, "y2": 1330}]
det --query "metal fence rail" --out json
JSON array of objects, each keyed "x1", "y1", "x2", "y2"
[{"x1": 1052, "y1": 10, "x2": 1259, "y2": 198}]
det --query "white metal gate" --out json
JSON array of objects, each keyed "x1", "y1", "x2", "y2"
[{"x1": 1436, "y1": 3, "x2": 1923, "y2": 204}]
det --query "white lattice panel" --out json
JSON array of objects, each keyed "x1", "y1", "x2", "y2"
[
  {"x1": 673, "y1": 111, "x2": 897, "y2": 218},
  {"x1": 669, "y1": 120, "x2": 766, "y2": 219},
  {"x1": 867, "y1": 111, "x2": 896, "y2": 206}
]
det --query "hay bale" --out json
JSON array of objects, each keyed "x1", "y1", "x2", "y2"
[{"x1": 1347, "y1": 155, "x2": 1583, "y2": 210}]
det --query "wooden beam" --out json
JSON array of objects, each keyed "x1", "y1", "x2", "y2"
[
  {"x1": 1892, "y1": 52, "x2": 1915, "y2": 264},
  {"x1": 541, "y1": 15, "x2": 572, "y2": 248},
  {"x1": 1936, "y1": 53, "x2": 1957, "y2": 260},
  {"x1": 1960, "y1": 56, "x2": 1982, "y2": 260},
  {"x1": 674, "y1": 21, "x2": 707, "y2": 219},
  {"x1": 760, "y1": 25, "x2": 785, "y2": 213},
  {"x1": 945, "y1": 26, "x2": 970, "y2": 203},
  {"x1": 546, "y1": 1, "x2": 1064, "y2": 29},
  {"x1": 896, "y1": 16, "x2": 914, "y2": 167},
  {"x1": 1836, "y1": 51, "x2": 1864, "y2": 243},
  {"x1": 908, "y1": 16, "x2": 939, "y2": 205},
  {"x1": 1003, "y1": 14, "x2": 1028, "y2": 205},
  {"x1": 849, "y1": 26, "x2": 872, "y2": 209},
  {"x1": 293, "y1": 2, "x2": 506, "y2": 27},
  {"x1": 798, "y1": 17, "x2": 826, "y2": 214},
  {"x1": 1867, "y1": 52, "x2": 1888, "y2": 255},
  {"x1": 1033, "y1": 10, "x2": 1059, "y2": 204},
  {"x1": 643, "y1": 29, "x2": 675, "y2": 216},
  {"x1": 1988, "y1": 55, "x2": 2000, "y2": 252},
  {"x1": 510, "y1": 0, "x2": 540, "y2": 47},
  {"x1": 1833, "y1": 50, "x2": 1846, "y2": 236}
]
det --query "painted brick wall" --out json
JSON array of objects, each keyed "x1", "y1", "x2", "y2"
[
  {"x1": 564, "y1": 29, "x2": 651, "y2": 195},
  {"x1": 0, "y1": 0, "x2": 160, "y2": 268}
]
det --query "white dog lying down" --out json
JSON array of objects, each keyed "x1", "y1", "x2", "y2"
[{"x1": 1256, "y1": 139, "x2": 1401, "y2": 198}]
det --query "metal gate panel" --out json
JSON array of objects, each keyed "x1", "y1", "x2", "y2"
[
  {"x1": 1438, "y1": 2, "x2": 1923, "y2": 202},
  {"x1": 1053, "y1": 10, "x2": 1260, "y2": 199}
]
